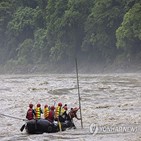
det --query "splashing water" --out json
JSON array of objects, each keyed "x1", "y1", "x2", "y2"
[{"x1": 0, "y1": 73, "x2": 141, "y2": 141}]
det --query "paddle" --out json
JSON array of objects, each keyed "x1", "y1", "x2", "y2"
[
  {"x1": 58, "y1": 106, "x2": 62, "y2": 131},
  {"x1": 20, "y1": 124, "x2": 25, "y2": 132},
  {"x1": 58, "y1": 119, "x2": 62, "y2": 131}
]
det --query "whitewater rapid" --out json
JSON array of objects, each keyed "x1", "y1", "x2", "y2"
[{"x1": 0, "y1": 73, "x2": 141, "y2": 141}]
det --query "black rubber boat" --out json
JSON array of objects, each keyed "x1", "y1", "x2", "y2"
[{"x1": 24, "y1": 119, "x2": 75, "y2": 134}]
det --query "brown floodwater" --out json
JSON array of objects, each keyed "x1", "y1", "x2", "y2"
[{"x1": 0, "y1": 73, "x2": 141, "y2": 141}]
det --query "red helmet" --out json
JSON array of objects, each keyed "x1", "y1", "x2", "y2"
[
  {"x1": 58, "y1": 102, "x2": 62, "y2": 106},
  {"x1": 29, "y1": 104, "x2": 33, "y2": 108},
  {"x1": 37, "y1": 103, "x2": 41, "y2": 107},
  {"x1": 64, "y1": 106, "x2": 67, "y2": 111},
  {"x1": 44, "y1": 105, "x2": 48, "y2": 108},
  {"x1": 51, "y1": 106, "x2": 55, "y2": 110}
]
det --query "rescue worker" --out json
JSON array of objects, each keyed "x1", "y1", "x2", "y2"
[
  {"x1": 44, "y1": 104, "x2": 49, "y2": 119},
  {"x1": 59, "y1": 106, "x2": 68, "y2": 122},
  {"x1": 62, "y1": 104, "x2": 67, "y2": 111},
  {"x1": 55, "y1": 102, "x2": 62, "y2": 120},
  {"x1": 35, "y1": 103, "x2": 43, "y2": 119},
  {"x1": 47, "y1": 105, "x2": 55, "y2": 122},
  {"x1": 68, "y1": 107, "x2": 81, "y2": 120},
  {"x1": 68, "y1": 107, "x2": 81, "y2": 129},
  {"x1": 26, "y1": 104, "x2": 35, "y2": 120}
]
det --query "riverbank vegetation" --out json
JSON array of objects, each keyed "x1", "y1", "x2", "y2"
[{"x1": 0, "y1": 0, "x2": 141, "y2": 73}]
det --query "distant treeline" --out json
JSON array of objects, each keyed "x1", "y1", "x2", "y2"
[{"x1": 0, "y1": 0, "x2": 141, "y2": 68}]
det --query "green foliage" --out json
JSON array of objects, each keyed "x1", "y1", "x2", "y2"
[
  {"x1": 34, "y1": 29, "x2": 47, "y2": 50},
  {"x1": 17, "y1": 39, "x2": 33, "y2": 64},
  {"x1": 82, "y1": 0, "x2": 125, "y2": 62},
  {"x1": 0, "y1": 1, "x2": 13, "y2": 29},
  {"x1": 0, "y1": 1, "x2": 16, "y2": 63},
  {"x1": 0, "y1": 0, "x2": 141, "y2": 67},
  {"x1": 46, "y1": 0, "x2": 93, "y2": 62},
  {"x1": 8, "y1": 7, "x2": 36, "y2": 37},
  {"x1": 116, "y1": 3, "x2": 141, "y2": 53},
  {"x1": 33, "y1": 29, "x2": 49, "y2": 63},
  {"x1": 50, "y1": 41, "x2": 69, "y2": 62},
  {"x1": 17, "y1": 0, "x2": 39, "y2": 8},
  {"x1": 0, "y1": 1, "x2": 15, "y2": 40}
]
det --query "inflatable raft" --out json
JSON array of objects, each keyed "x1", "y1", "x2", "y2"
[{"x1": 23, "y1": 119, "x2": 75, "y2": 134}]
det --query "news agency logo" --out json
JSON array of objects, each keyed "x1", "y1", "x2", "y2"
[
  {"x1": 89, "y1": 123, "x2": 99, "y2": 136},
  {"x1": 89, "y1": 123, "x2": 138, "y2": 136}
]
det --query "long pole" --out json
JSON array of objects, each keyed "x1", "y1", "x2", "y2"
[
  {"x1": 75, "y1": 58, "x2": 83, "y2": 128},
  {"x1": 0, "y1": 113, "x2": 27, "y2": 121}
]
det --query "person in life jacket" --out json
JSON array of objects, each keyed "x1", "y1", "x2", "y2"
[
  {"x1": 59, "y1": 106, "x2": 68, "y2": 122},
  {"x1": 62, "y1": 104, "x2": 68, "y2": 110},
  {"x1": 55, "y1": 102, "x2": 62, "y2": 120},
  {"x1": 60, "y1": 104, "x2": 68, "y2": 117},
  {"x1": 47, "y1": 106, "x2": 55, "y2": 122},
  {"x1": 26, "y1": 104, "x2": 35, "y2": 120},
  {"x1": 44, "y1": 104, "x2": 49, "y2": 119},
  {"x1": 35, "y1": 103, "x2": 43, "y2": 119}
]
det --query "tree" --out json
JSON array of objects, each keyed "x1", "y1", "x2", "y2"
[
  {"x1": 17, "y1": 39, "x2": 34, "y2": 64},
  {"x1": 33, "y1": 29, "x2": 49, "y2": 63},
  {"x1": 46, "y1": 0, "x2": 93, "y2": 63},
  {"x1": 1, "y1": 0, "x2": 141, "y2": 69},
  {"x1": 0, "y1": 1, "x2": 15, "y2": 64},
  {"x1": 116, "y1": 3, "x2": 141, "y2": 56},
  {"x1": 8, "y1": 7, "x2": 36, "y2": 40},
  {"x1": 82, "y1": 0, "x2": 125, "y2": 63},
  {"x1": 6, "y1": 5, "x2": 48, "y2": 63},
  {"x1": 45, "y1": 0, "x2": 69, "y2": 62}
]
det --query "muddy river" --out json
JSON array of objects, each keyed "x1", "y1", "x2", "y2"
[{"x1": 0, "y1": 73, "x2": 141, "y2": 141}]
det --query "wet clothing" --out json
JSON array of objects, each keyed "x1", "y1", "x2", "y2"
[
  {"x1": 55, "y1": 106, "x2": 62, "y2": 119},
  {"x1": 59, "y1": 111, "x2": 69, "y2": 122},
  {"x1": 35, "y1": 107, "x2": 43, "y2": 119},
  {"x1": 44, "y1": 107, "x2": 49, "y2": 119},
  {"x1": 26, "y1": 108, "x2": 35, "y2": 120},
  {"x1": 61, "y1": 107, "x2": 67, "y2": 114},
  {"x1": 67, "y1": 109, "x2": 80, "y2": 129},
  {"x1": 47, "y1": 110, "x2": 55, "y2": 122},
  {"x1": 68, "y1": 108, "x2": 80, "y2": 120},
  {"x1": 69, "y1": 111, "x2": 76, "y2": 119},
  {"x1": 58, "y1": 105, "x2": 68, "y2": 122}
]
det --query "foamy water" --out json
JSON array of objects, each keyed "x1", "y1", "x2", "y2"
[{"x1": 0, "y1": 73, "x2": 141, "y2": 141}]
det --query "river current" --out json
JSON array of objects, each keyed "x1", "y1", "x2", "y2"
[{"x1": 0, "y1": 73, "x2": 141, "y2": 141}]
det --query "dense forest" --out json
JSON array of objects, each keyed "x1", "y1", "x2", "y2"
[{"x1": 0, "y1": 0, "x2": 141, "y2": 73}]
